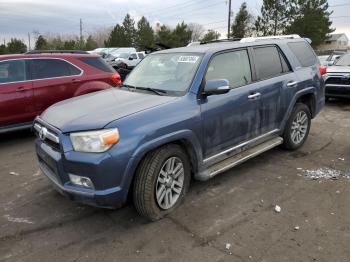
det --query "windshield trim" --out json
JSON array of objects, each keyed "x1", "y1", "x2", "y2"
[{"x1": 124, "y1": 52, "x2": 204, "y2": 97}]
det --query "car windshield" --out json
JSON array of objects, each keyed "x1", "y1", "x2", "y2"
[
  {"x1": 124, "y1": 52, "x2": 203, "y2": 95},
  {"x1": 335, "y1": 53, "x2": 350, "y2": 66}
]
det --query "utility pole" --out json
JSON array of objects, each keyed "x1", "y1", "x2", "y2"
[
  {"x1": 227, "y1": 0, "x2": 232, "y2": 38},
  {"x1": 79, "y1": 18, "x2": 83, "y2": 48},
  {"x1": 28, "y1": 33, "x2": 31, "y2": 51}
]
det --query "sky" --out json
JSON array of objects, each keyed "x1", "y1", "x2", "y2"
[{"x1": 1, "y1": 0, "x2": 350, "y2": 46}]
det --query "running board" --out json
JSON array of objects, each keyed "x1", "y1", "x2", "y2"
[{"x1": 196, "y1": 137, "x2": 283, "y2": 181}]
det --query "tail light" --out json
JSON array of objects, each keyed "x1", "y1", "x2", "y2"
[
  {"x1": 319, "y1": 65, "x2": 327, "y2": 76},
  {"x1": 111, "y1": 73, "x2": 122, "y2": 86}
]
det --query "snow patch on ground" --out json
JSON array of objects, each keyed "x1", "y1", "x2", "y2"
[
  {"x1": 302, "y1": 167, "x2": 350, "y2": 180},
  {"x1": 3, "y1": 215, "x2": 34, "y2": 224}
]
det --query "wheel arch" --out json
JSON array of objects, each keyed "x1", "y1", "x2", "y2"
[{"x1": 279, "y1": 87, "x2": 316, "y2": 132}]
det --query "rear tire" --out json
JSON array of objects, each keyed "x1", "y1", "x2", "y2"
[
  {"x1": 282, "y1": 103, "x2": 311, "y2": 150},
  {"x1": 133, "y1": 144, "x2": 191, "y2": 221}
]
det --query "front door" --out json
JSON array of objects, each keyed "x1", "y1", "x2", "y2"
[
  {"x1": 0, "y1": 59, "x2": 35, "y2": 127},
  {"x1": 200, "y1": 49, "x2": 260, "y2": 159}
]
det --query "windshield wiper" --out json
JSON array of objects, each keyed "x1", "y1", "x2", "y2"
[
  {"x1": 140, "y1": 87, "x2": 167, "y2": 96},
  {"x1": 120, "y1": 84, "x2": 166, "y2": 96}
]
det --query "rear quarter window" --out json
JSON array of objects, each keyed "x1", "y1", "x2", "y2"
[
  {"x1": 287, "y1": 41, "x2": 318, "y2": 67},
  {"x1": 79, "y1": 57, "x2": 115, "y2": 73}
]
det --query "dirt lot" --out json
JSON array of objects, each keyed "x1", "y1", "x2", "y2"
[{"x1": 0, "y1": 100, "x2": 349, "y2": 262}]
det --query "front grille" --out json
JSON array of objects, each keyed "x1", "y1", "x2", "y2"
[
  {"x1": 34, "y1": 122, "x2": 61, "y2": 151},
  {"x1": 326, "y1": 77, "x2": 350, "y2": 85}
]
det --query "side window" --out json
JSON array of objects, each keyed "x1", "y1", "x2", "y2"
[
  {"x1": 254, "y1": 46, "x2": 284, "y2": 80},
  {"x1": 287, "y1": 41, "x2": 317, "y2": 67},
  {"x1": 31, "y1": 59, "x2": 81, "y2": 80},
  {"x1": 279, "y1": 52, "x2": 291, "y2": 73},
  {"x1": 138, "y1": 53, "x2": 145, "y2": 59},
  {"x1": 130, "y1": 53, "x2": 137, "y2": 59},
  {"x1": 205, "y1": 50, "x2": 252, "y2": 89},
  {"x1": 0, "y1": 60, "x2": 26, "y2": 84}
]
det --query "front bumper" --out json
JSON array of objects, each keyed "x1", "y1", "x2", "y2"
[
  {"x1": 35, "y1": 133, "x2": 129, "y2": 209},
  {"x1": 325, "y1": 84, "x2": 350, "y2": 98}
]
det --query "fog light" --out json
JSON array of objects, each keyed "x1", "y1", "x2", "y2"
[{"x1": 69, "y1": 174, "x2": 94, "y2": 189}]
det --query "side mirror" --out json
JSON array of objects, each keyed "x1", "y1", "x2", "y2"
[
  {"x1": 129, "y1": 56, "x2": 134, "y2": 60},
  {"x1": 327, "y1": 61, "x2": 334, "y2": 66},
  {"x1": 203, "y1": 79, "x2": 230, "y2": 96}
]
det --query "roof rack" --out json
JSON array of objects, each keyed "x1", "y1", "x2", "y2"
[
  {"x1": 200, "y1": 38, "x2": 242, "y2": 45},
  {"x1": 240, "y1": 35, "x2": 301, "y2": 43},
  {"x1": 26, "y1": 50, "x2": 89, "y2": 54}
]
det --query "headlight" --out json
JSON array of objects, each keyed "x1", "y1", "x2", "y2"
[{"x1": 70, "y1": 129, "x2": 120, "y2": 153}]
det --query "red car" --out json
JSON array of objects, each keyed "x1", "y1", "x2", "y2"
[{"x1": 0, "y1": 51, "x2": 121, "y2": 133}]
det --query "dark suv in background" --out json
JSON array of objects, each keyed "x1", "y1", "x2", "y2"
[
  {"x1": 0, "y1": 51, "x2": 121, "y2": 133},
  {"x1": 34, "y1": 35, "x2": 325, "y2": 220}
]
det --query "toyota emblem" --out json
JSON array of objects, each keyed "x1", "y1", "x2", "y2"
[{"x1": 39, "y1": 127, "x2": 48, "y2": 140}]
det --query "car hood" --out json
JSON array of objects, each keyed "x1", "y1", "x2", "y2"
[
  {"x1": 41, "y1": 88, "x2": 177, "y2": 133},
  {"x1": 327, "y1": 65, "x2": 350, "y2": 73}
]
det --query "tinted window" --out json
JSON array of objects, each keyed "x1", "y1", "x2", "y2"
[
  {"x1": 205, "y1": 50, "x2": 252, "y2": 89},
  {"x1": 254, "y1": 46, "x2": 284, "y2": 80},
  {"x1": 0, "y1": 60, "x2": 26, "y2": 84},
  {"x1": 31, "y1": 59, "x2": 81, "y2": 80},
  {"x1": 130, "y1": 53, "x2": 137, "y2": 59},
  {"x1": 280, "y1": 52, "x2": 291, "y2": 73},
  {"x1": 79, "y1": 57, "x2": 114, "y2": 73},
  {"x1": 288, "y1": 41, "x2": 317, "y2": 67}
]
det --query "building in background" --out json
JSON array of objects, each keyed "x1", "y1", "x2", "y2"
[{"x1": 317, "y1": 33, "x2": 349, "y2": 52}]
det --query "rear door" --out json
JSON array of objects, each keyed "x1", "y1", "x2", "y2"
[
  {"x1": 0, "y1": 59, "x2": 35, "y2": 127},
  {"x1": 251, "y1": 45, "x2": 297, "y2": 133},
  {"x1": 30, "y1": 58, "x2": 83, "y2": 113}
]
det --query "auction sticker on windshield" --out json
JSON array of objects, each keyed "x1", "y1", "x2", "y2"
[{"x1": 178, "y1": 56, "x2": 200, "y2": 63}]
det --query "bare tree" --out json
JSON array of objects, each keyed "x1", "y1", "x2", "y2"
[{"x1": 189, "y1": 23, "x2": 205, "y2": 42}]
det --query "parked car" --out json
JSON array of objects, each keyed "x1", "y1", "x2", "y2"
[
  {"x1": 34, "y1": 35, "x2": 325, "y2": 220},
  {"x1": 0, "y1": 51, "x2": 121, "y2": 133},
  {"x1": 107, "y1": 48, "x2": 145, "y2": 69},
  {"x1": 325, "y1": 53, "x2": 350, "y2": 99},
  {"x1": 321, "y1": 51, "x2": 348, "y2": 66}
]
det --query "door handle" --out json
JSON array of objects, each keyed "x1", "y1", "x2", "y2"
[
  {"x1": 72, "y1": 79, "x2": 81, "y2": 83},
  {"x1": 248, "y1": 92, "x2": 261, "y2": 100},
  {"x1": 287, "y1": 81, "x2": 298, "y2": 87},
  {"x1": 16, "y1": 86, "x2": 30, "y2": 91}
]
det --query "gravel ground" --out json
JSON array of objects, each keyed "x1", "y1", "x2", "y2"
[{"x1": 0, "y1": 100, "x2": 349, "y2": 262}]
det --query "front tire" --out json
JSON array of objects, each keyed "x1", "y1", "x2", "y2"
[
  {"x1": 133, "y1": 144, "x2": 191, "y2": 221},
  {"x1": 282, "y1": 103, "x2": 311, "y2": 150}
]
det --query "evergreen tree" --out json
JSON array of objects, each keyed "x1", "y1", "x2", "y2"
[
  {"x1": 63, "y1": 39, "x2": 77, "y2": 50},
  {"x1": 105, "y1": 24, "x2": 125, "y2": 47},
  {"x1": 255, "y1": 0, "x2": 293, "y2": 36},
  {"x1": 7, "y1": 38, "x2": 27, "y2": 54},
  {"x1": 172, "y1": 21, "x2": 192, "y2": 47},
  {"x1": 156, "y1": 25, "x2": 174, "y2": 48},
  {"x1": 122, "y1": 14, "x2": 136, "y2": 46},
  {"x1": 201, "y1": 30, "x2": 221, "y2": 42},
  {"x1": 286, "y1": 0, "x2": 334, "y2": 47},
  {"x1": 85, "y1": 35, "x2": 98, "y2": 50},
  {"x1": 136, "y1": 16, "x2": 155, "y2": 51},
  {"x1": 0, "y1": 44, "x2": 7, "y2": 55},
  {"x1": 231, "y1": 2, "x2": 253, "y2": 38},
  {"x1": 35, "y1": 35, "x2": 48, "y2": 50}
]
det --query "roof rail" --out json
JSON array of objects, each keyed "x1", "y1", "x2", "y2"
[
  {"x1": 200, "y1": 38, "x2": 242, "y2": 45},
  {"x1": 26, "y1": 50, "x2": 89, "y2": 54},
  {"x1": 240, "y1": 35, "x2": 301, "y2": 43}
]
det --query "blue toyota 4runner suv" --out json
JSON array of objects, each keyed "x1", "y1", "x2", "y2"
[{"x1": 34, "y1": 35, "x2": 325, "y2": 220}]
